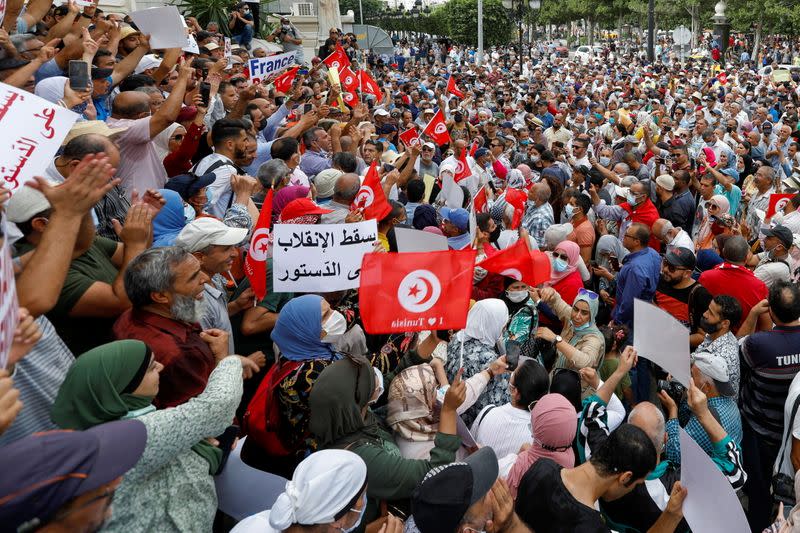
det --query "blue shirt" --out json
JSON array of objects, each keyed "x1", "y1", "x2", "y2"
[
  {"x1": 665, "y1": 395, "x2": 742, "y2": 462},
  {"x1": 614, "y1": 247, "x2": 661, "y2": 327},
  {"x1": 447, "y1": 232, "x2": 471, "y2": 250}
]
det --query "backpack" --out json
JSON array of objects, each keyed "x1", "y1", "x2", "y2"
[{"x1": 241, "y1": 360, "x2": 302, "y2": 456}]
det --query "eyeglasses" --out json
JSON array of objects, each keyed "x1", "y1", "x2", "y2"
[
  {"x1": 578, "y1": 288, "x2": 599, "y2": 299},
  {"x1": 171, "y1": 134, "x2": 185, "y2": 142},
  {"x1": 622, "y1": 232, "x2": 636, "y2": 240},
  {"x1": 663, "y1": 263, "x2": 688, "y2": 273},
  {"x1": 422, "y1": 147, "x2": 433, "y2": 151},
  {"x1": 552, "y1": 252, "x2": 569, "y2": 261}
]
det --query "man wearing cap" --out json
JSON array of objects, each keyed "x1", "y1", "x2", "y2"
[
  {"x1": 611, "y1": 135, "x2": 642, "y2": 167},
  {"x1": 655, "y1": 245, "x2": 711, "y2": 347},
  {"x1": 750, "y1": 224, "x2": 794, "y2": 288},
  {"x1": 0, "y1": 420, "x2": 147, "y2": 533},
  {"x1": 409, "y1": 448, "x2": 528, "y2": 533},
  {"x1": 663, "y1": 352, "x2": 742, "y2": 466},
  {"x1": 417, "y1": 141, "x2": 439, "y2": 181},
  {"x1": 440, "y1": 207, "x2": 470, "y2": 250},
  {"x1": 175, "y1": 218, "x2": 251, "y2": 356}
]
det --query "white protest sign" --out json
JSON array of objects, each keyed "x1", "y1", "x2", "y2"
[
  {"x1": 679, "y1": 428, "x2": 749, "y2": 533},
  {"x1": 633, "y1": 298, "x2": 691, "y2": 387},
  {"x1": 273, "y1": 220, "x2": 377, "y2": 292},
  {"x1": 0, "y1": 82, "x2": 78, "y2": 197},
  {"x1": 248, "y1": 51, "x2": 298, "y2": 83},
  {"x1": 129, "y1": 6, "x2": 189, "y2": 49},
  {"x1": 0, "y1": 0, "x2": 6, "y2": 27},
  {"x1": 224, "y1": 37, "x2": 232, "y2": 58},
  {"x1": 394, "y1": 227, "x2": 447, "y2": 253},
  {"x1": 0, "y1": 230, "x2": 17, "y2": 370},
  {"x1": 183, "y1": 34, "x2": 200, "y2": 55}
]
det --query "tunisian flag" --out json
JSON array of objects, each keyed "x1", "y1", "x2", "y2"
[
  {"x1": 423, "y1": 108, "x2": 451, "y2": 146},
  {"x1": 273, "y1": 67, "x2": 299, "y2": 94},
  {"x1": 359, "y1": 249, "x2": 476, "y2": 334},
  {"x1": 359, "y1": 70, "x2": 382, "y2": 100},
  {"x1": 473, "y1": 186, "x2": 488, "y2": 214},
  {"x1": 323, "y1": 44, "x2": 350, "y2": 70},
  {"x1": 454, "y1": 148, "x2": 471, "y2": 183},
  {"x1": 446, "y1": 76, "x2": 465, "y2": 99},
  {"x1": 399, "y1": 127, "x2": 421, "y2": 148},
  {"x1": 766, "y1": 193, "x2": 794, "y2": 218},
  {"x1": 340, "y1": 65, "x2": 359, "y2": 93},
  {"x1": 352, "y1": 161, "x2": 391, "y2": 220},
  {"x1": 244, "y1": 188, "x2": 274, "y2": 300},
  {"x1": 504, "y1": 188, "x2": 528, "y2": 230},
  {"x1": 477, "y1": 240, "x2": 550, "y2": 287}
]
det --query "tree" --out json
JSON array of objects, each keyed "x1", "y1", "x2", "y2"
[
  {"x1": 439, "y1": 0, "x2": 514, "y2": 46},
  {"x1": 340, "y1": 0, "x2": 385, "y2": 24}
]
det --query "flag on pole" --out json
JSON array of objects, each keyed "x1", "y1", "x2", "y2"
[
  {"x1": 322, "y1": 44, "x2": 350, "y2": 70},
  {"x1": 423, "y1": 109, "x2": 451, "y2": 146},
  {"x1": 454, "y1": 148, "x2": 472, "y2": 183},
  {"x1": 477, "y1": 239, "x2": 550, "y2": 287},
  {"x1": 273, "y1": 66, "x2": 299, "y2": 94},
  {"x1": 446, "y1": 75, "x2": 465, "y2": 99},
  {"x1": 244, "y1": 188, "x2": 274, "y2": 300},
  {"x1": 340, "y1": 65, "x2": 359, "y2": 93},
  {"x1": 399, "y1": 128, "x2": 421, "y2": 148},
  {"x1": 352, "y1": 161, "x2": 392, "y2": 220},
  {"x1": 473, "y1": 186, "x2": 488, "y2": 214},
  {"x1": 359, "y1": 70, "x2": 382, "y2": 100}
]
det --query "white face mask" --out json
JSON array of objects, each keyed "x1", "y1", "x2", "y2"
[
  {"x1": 322, "y1": 310, "x2": 347, "y2": 340},
  {"x1": 506, "y1": 289, "x2": 528, "y2": 303}
]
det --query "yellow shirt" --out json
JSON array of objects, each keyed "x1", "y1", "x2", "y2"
[{"x1": 377, "y1": 232, "x2": 390, "y2": 251}]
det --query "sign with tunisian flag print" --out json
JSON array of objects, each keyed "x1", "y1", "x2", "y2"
[
  {"x1": 359, "y1": 249, "x2": 476, "y2": 334},
  {"x1": 0, "y1": 82, "x2": 78, "y2": 197}
]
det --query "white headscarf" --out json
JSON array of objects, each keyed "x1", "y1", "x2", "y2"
[
  {"x1": 153, "y1": 122, "x2": 183, "y2": 163},
  {"x1": 269, "y1": 449, "x2": 367, "y2": 530},
  {"x1": 34, "y1": 76, "x2": 67, "y2": 103},
  {"x1": 456, "y1": 298, "x2": 509, "y2": 347}
]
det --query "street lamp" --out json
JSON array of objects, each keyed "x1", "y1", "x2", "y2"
[
  {"x1": 502, "y1": 0, "x2": 539, "y2": 57},
  {"x1": 712, "y1": 1, "x2": 730, "y2": 67}
]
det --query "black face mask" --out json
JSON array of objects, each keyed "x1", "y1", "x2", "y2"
[
  {"x1": 700, "y1": 317, "x2": 720, "y2": 334},
  {"x1": 454, "y1": 112, "x2": 463, "y2": 123},
  {"x1": 489, "y1": 225, "x2": 502, "y2": 242}
]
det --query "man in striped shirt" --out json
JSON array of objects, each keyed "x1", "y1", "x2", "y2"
[{"x1": 738, "y1": 280, "x2": 800, "y2": 531}]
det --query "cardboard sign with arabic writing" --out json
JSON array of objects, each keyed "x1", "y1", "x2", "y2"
[{"x1": 0, "y1": 82, "x2": 78, "y2": 197}]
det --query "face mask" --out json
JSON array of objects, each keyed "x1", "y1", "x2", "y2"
[
  {"x1": 572, "y1": 320, "x2": 592, "y2": 331},
  {"x1": 531, "y1": 155, "x2": 540, "y2": 163},
  {"x1": 553, "y1": 257, "x2": 568, "y2": 272},
  {"x1": 506, "y1": 289, "x2": 528, "y2": 303},
  {"x1": 339, "y1": 501, "x2": 367, "y2": 533},
  {"x1": 564, "y1": 204, "x2": 575, "y2": 219},
  {"x1": 184, "y1": 203, "x2": 196, "y2": 222},
  {"x1": 322, "y1": 310, "x2": 347, "y2": 339},
  {"x1": 489, "y1": 225, "x2": 502, "y2": 242},
  {"x1": 626, "y1": 192, "x2": 638, "y2": 205},
  {"x1": 599, "y1": 156, "x2": 611, "y2": 166},
  {"x1": 700, "y1": 316, "x2": 720, "y2": 334}
]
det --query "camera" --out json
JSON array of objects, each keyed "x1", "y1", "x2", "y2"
[{"x1": 657, "y1": 379, "x2": 686, "y2": 405}]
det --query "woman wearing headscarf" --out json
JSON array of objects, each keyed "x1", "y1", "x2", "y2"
[
  {"x1": 152, "y1": 189, "x2": 188, "y2": 247},
  {"x1": 544, "y1": 240, "x2": 584, "y2": 306},
  {"x1": 444, "y1": 299, "x2": 510, "y2": 426},
  {"x1": 504, "y1": 393, "x2": 577, "y2": 498},
  {"x1": 50, "y1": 340, "x2": 247, "y2": 532},
  {"x1": 242, "y1": 294, "x2": 346, "y2": 477},
  {"x1": 272, "y1": 185, "x2": 312, "y2": 223},
  {"x1": 592, "y1": 234, "x2": 629, "y2": 322},
  {"x1": 231, "y1": 450, "x2": 375, "y2": 533},
  {"x1": 694, "y1": 194, "x2": 731, "y2": 251},
  {"x1": 309, "y1": 356, "x2": 466, "y2": 528},
  {"x1": 533, "y1": 286, "x2": 605, "y2": 374},
  {"x1": 386, "y1": 355, "x2": 507, "y2": 460},
  {"x1": 34, "y1": 76, "x2": 95, "y2": 119},
  {"x1": 704, "y1": 151, "x2": 742, "y2": 216}
]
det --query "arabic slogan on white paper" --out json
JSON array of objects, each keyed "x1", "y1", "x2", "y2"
[
  {"x1": 273, "y1": 220, "x2": 378, "y2": 292},
  {"x1": 0, "y1": 81, "x2": 78, "y2": 197}
]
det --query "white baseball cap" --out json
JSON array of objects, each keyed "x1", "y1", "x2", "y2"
[
  {"x1": 373, "y1": 108, "x2": 390, "y2": 117},
  {"x1": 134, "y1": 54, "x2": 162, "y2": 74},
  {"x1": 5, "y1": 183, "x2": 53, "y2": 223},
  {"x1": 175, "y1": 217, "x2": 248, "y2": 252}
]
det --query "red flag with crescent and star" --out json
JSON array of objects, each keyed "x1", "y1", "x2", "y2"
[
  {"x1": 399, "y1": 127, "x2": 421, "y2": 149},
  {"x1": 273, "y1": 67, "x2": 299, "y2": 94},
  {"x1": 423, "y1": 108, "x2": 451, "y2": 146},
  {"x1": 473, "y1": 185, "x2": 488, "y2": 214},
  {"x1": 766, "y1": 193, "x2": 794, "y2": 218},
  {"x1": 322, "y1": 44, "x2": 350, "y2": 70},
  {"x1": 359, "y1": 70, "x2": 382, "y2": 100},
  {"x1": 340, "y1": 65, "x2": 359, "y2": 93},
  {"x1": 359, "y1": 249, "x2": 476, "y2": 334},
  {"x1": 244, "y1": 188, "x2": 273, "y2": 301},
  {"x1": 454, "y1": 148, "x2": 471, "y2": 183},
  {"x1": 477, "y1": 240, "x2": 550, "y2": 287},
  {"x1": 351, "y1": 161, "x2": 391, "y2": 221},
  {"x1": 504, "y1": 188, "x2": 528, "y2": 230}
]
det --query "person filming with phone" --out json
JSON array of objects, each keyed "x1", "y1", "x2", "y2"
[{"x1": 266, "y1": 15, "x2": 304, "y2": 64}]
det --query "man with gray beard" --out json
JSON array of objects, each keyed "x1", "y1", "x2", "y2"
[{"x1": 112, "y1": 246, "x2": 257, "y2": 408}]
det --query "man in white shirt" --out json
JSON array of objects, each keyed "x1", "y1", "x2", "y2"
[
  {"x1": 653, "y1": 218, "x2": 694, "y2": 252},
  {"x1": 194, "y1": 118, "x2": 249, "y2": 218}
]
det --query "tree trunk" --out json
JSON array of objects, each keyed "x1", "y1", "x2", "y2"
[
  {"x1": 752, "y1": 12, "x2": 763, "y2": 60},
  {"x1": 588, "y1": 17, "x2": 594, "y2": 45},
  {"x1": 690, "y1": 5, "x2": 698, "y2": 49}
]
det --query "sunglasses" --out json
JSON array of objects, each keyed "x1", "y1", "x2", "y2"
[
  {"x1": 422, "y1": 147, "x2": 434, "y2": 151},
  {"x1": 578, "y1": 288, "x2": 599, "y2": 299},
  {"x1": 552, "y1": 252, "x2": 569, "y2": 261}
]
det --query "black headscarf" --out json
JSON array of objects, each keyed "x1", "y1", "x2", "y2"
[{"x1": 412, "y1": 204, "x2": 437, "y2": 230}]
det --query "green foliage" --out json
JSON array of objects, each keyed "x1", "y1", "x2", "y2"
[
  {"x1": 340, "y1": 0, "x2": 386, "y2": 22},
  {"x1": 172, "y1": 0, "x2": 233, "y2": 35}
]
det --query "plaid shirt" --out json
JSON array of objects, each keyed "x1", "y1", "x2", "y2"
[
  {"x1": 665, "y1": 395, "x2": 743, "y2": 463},
  {"x1": 521, "y1": 201, "x2": 554, "y2": 249}
]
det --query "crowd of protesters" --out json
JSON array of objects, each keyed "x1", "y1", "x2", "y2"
[{"x1": 4, "y1": 2, "x2": 800, "y2": 531}]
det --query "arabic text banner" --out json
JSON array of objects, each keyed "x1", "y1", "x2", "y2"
[
  {"x1": 273, "y1": 220, "x2": 377, "y2": 292},
  {"x1": 0, "y1": 82, "x2": 78, "y2": 197},
  {"x1": 248, "y1": 52, "x2": 298, "y2": 83}
]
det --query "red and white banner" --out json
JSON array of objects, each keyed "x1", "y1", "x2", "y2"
[
  {"x1": 423, "y1": 109, "x2": 451, "y2": 146},
  {"x1": 359, "y1": 249, "x2": 476, "y2": 333}
]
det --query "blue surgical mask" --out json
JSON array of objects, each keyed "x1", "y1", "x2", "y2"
[
  {"x1": 553, "y1": 257, "x2": 568, "y2": 272},
  {"x1": 599, "y1": 156, "x2": 611, "y2": 166},
  {"x1": 626, "y1": 192, "x2": 638, "y2": 205},
  {"x1": 184, "y1": 203, "x2": 196, "y2": 222},
  {"x1": 564, "y1": 204, "x2": 575, "y2": 219},
  {"x1": 572, "y1": 321, "x2": 592, "y2": 331},
  {"x1": 339, "y1": 501, "x2": 367, "y2": 533}
]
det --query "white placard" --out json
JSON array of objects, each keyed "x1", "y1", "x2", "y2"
[
  {"x1": 632, "y1": 298, "x2": 691, "y2": 387},
  {"x1": 248, "y1": 51, "x2": 298, "y2": 83},
  {"x1": 183, "y1": 34, "x2": 200, "y2": 55},
  {"x1": 0, "y1": 82, "x2": 78, "y2": 197},
  {"x1": 129, "y1": 6, "x2": 189, "y2": 49},
  {"x1": 679, "y1": 428, "x2": 749, "y2": 533},
  {"x1": 0, "y1": 230, "x2": 17, "y2": 370},
  {"x1": 394, "y1": 227, "x2": 447, "y2": 253},
  {"x1": 224, "y1": 37, "x2": 232, "y2": 58},
  {"x1": 272, "y1": 220, "x2": 377, "y2": 292}
]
